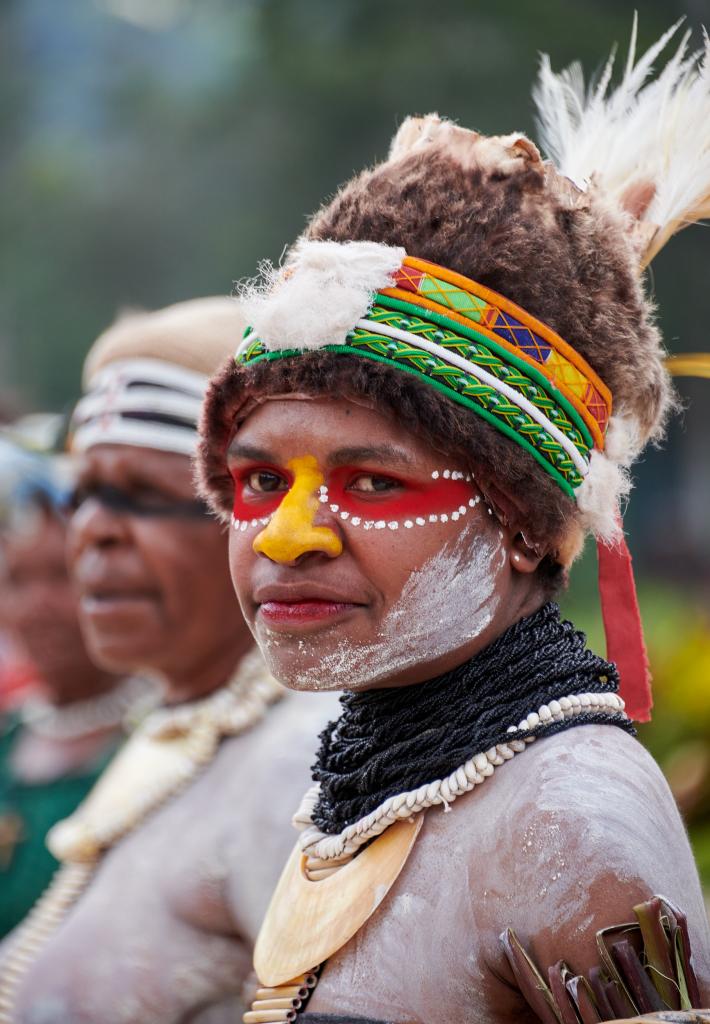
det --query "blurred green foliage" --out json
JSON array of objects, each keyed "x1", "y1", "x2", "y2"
[{"x1": 0, "y1": 0, "x2": 706, "y2": 401}]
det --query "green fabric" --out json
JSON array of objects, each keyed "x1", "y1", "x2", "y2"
[
  {"x1": 373, "y1": 294, "x2": 595, "y2": 452},
  {"x1": 0, "y1": 714, "x2": 117, "y2": 937}
]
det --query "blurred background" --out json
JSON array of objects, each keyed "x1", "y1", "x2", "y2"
[{"x1": 0, "y1": 0, "x2": 708, "y2": 897}]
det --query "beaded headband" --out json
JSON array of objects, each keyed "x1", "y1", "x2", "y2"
[{"x1": 237, "y1": 252, "x2": 610, "y2": 502}]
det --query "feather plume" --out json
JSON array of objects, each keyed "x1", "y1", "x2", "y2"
[
  {"x1": 533, "y1": 16, "x2": 710, "y2": 265},
  {"x1": 665, "y1": 352, "x2": 710, "y2": 379}
]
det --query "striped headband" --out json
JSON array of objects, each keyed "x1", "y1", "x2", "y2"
[
  {"x1": 71, "y1": 357, "x2": 209, "y2": 456},
  {"x1": 236, "y1": 245, "x2": 612, "y2": 501}
]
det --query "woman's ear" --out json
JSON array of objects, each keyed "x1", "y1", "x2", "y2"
[{"x1": 509, "y1": 532, "x2": 545, "y2": 574}]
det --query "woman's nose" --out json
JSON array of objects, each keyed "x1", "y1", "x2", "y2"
[
  {"x1": 67, "y1": 495, "x2": 131, "y2": 559},
  {"x1": 253, "y1": 456, "x2": 342, "y2": 565}
]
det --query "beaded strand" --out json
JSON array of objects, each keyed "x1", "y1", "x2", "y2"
[
  {"x1": 0, "y1": 650, "x2": 283, "y2": 1022},
  {"x1": 294, "y1": 690, "x2": 627, "y2": 862}
]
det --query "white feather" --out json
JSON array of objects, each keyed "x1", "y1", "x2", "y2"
[
  {"x1": 533, "y1": 17, "x2": 710, "y2": 261},
  {"x1": 236, "y1": 239, "x2": 405, "y2": 353},
  {"x1": 576, "y1": 415, "x2": 641, "y2": 541}
]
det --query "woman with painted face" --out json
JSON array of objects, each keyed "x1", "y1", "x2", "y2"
[
  {"x1": 197, "y1": 30, "x2": 710, "y2": 1024},
  {"x1": 0, "y1": 437, "x2": 142, "y2": 938},
  {"x1": 1, "y1": 300, "x2": 338, "y2": 1023}
]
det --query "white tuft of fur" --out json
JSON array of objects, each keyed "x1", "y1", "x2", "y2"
[
  {"x1": 388, "y1": 114, "x2": 545, "y2": 179},
  {"x1": 236, "y1": 239, "x2": 405, "y2": 353},
  {"x1": 576, "y1": 415, "x2": 641, "y2": 541},
  {"x1": 533, "y1": 17, "x2": 710, "y2": 263}
]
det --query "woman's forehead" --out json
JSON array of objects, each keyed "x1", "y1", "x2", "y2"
[
  {"x1": 234, "y1": 396, "x2": 432, "y2": 466},
  {"x1": 79, "y1": 444, "x2": 196, "y2": 496}
]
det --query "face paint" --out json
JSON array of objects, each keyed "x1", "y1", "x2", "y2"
[
  {"x1": 251, "y1": 455, "x2": 343, "y2": 563},
  {"x1": 317, "y1": 468, "x2": 479, "y2": 531},
  {"x1": 233, "y1": 465, "x2": 479, "y2": 534}
]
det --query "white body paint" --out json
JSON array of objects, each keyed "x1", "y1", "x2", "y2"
[
  {"x1": 307, "y1": 726, "x2": 710, "y2": 1023},
  {"x1": 5, "y1": 691, "x2": 339, "y2": 1024},
  {"x1": 258, "y1": 524, "x2": 502, "y2": 690}
]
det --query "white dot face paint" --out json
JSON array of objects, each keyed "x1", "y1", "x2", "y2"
[
  {"x1": 256, "y1": 521, "x2": 504, "y2": 691},
  {"x1": 231, "y1": 469, "x2": 479, "y2": 533}
]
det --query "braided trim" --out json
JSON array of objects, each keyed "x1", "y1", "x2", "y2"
[
  {"x1": 236, "y1": 343, "x2": 581, "y2": 495},
  {"x1": 373, "y1": 294, "x2": 596, "y2": 451},
  {"x1": 398, "y1": 256, "x2": 612, "y2": 409},
  {"x1": 293, "y1": 691, "x2": 627, "y2": 862},
  {"x1": 363, "y1": 303, "x2": 593, "y2": 454},
  {"x1": 382, "y1": 285, "x2": 608, "y2": 450},
  {"x1": 351, "y1": 318, "x2": 590, "y2": 478}
]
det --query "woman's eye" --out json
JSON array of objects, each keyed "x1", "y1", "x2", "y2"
[
  {"x1": 68, "y1": 485, "x2": 91, "y2": 510},
  {"x1": 348, "y1": 474, "x2": 400, "y2": 494},
  {"x1": 246, "y1": 471, "x2": 287, "y2": 494},
  {"x1": 134, "y1": 487, "x2": 172, "y2": 505}
]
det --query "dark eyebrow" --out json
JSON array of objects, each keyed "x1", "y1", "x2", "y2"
[
  {"x1": 227, "y1": 442, "x2": 278, "y2": 463},
  {"x1": 227, "y1": 442, "x2": 414, "y2": 469},
  {"x1": 328, "y1": 445, "x2": 414, "y2": 468}
]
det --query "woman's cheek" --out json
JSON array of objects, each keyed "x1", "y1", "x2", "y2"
[
  {"x1": 345, "y1": 516, "x2": 468, "y2": 586},
  {"x1": 228, "y1": 530, "x2": 258, "y2": 615}
]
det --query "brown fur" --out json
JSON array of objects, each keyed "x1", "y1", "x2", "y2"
[{"x1": 306, "y1": 146, "x2": 672, "y2": 444}]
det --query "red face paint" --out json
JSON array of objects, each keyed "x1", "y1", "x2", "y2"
[
  {"x1": 231, "y1": 461, "x2": 479, "y2": 530},
  {"x1": 231, "y1": 464, "x2": 291, "y2": 522},
  {"x1": 323, "y1": 467, "x2": 478, "y2": 521}
]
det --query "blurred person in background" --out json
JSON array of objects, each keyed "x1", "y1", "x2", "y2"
[
  {"x1": 0, "y1": 430, "x2": 143, "y2": 938},
  {"x1": 0, "y1": 299, "x2": 338, "y2": 1024},
  {"x1": 0, "y1": 405, "x2": 37, "y2": 718}
]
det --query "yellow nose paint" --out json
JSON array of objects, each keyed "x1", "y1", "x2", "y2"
[{"x1": 253, "y1": 455, "x2": 343, "y2": 563}]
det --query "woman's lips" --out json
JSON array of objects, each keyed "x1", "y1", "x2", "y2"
[
  {"x1": 258, "y1": 599, "x2": 360, "y2": 627},
  {"x1": 79, "y1": 591, "x2": 160, "y2": 620}
]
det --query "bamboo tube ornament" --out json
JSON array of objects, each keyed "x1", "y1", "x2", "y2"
[
  {"x1": 251, "y1": 997, "x2": 301, "y2": 1011},
  {"x1": 243, "y1": 1010, "x2": 297, "y2": 1023},
  {"x1": 255, "y1": 986, "x2": 308, "y2": 1001}
]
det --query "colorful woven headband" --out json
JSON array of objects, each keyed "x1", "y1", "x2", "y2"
[{"x1": 237, "y1": 254, "x2": 611, "y2": 501}]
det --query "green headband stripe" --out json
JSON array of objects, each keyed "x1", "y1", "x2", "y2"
[
  {"x1": 367, "y1": 298, "x2": 594, "y2": 455},
  {"x1": 343, "y1": 332, "x2": 582, "y2": 485},
  {"x1": 236, "y1": 343, "x2": 579, "y2": 496},
  {"x1": 373, "y1": 295, "x2": 595, "y2": 453}
]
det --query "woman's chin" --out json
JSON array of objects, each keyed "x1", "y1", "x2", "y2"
[
  {"x1": 255, "y1": 630, "x2": 365, "y2": 692},
  {"x1": 259, "y1": 640, "x2": 402, "y2": 694}
]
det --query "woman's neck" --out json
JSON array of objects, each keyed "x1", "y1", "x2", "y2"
[
  {"x1": 158, "y1": 631, "x2": 255, "y2": 705},
  {"x1": 44, "y1": 665, "x2": 120, "y2": 707},
  {"x1": 309, "y1": 603, "x2": 631, "y2": 838}
]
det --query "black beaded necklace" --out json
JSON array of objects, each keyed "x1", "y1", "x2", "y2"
[{"x1": 311, "y1": 603, "x2": 633, "y2": 835}]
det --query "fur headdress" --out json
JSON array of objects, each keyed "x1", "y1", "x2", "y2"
[{"x1": 198, "y1": 21, "x2": 710, "y2": 719}]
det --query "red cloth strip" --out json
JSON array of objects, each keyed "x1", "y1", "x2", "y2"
[{"x1": 596, "y1": 534, "x2": 652, "y2": 722}]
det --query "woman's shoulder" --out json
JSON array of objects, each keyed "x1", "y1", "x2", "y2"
[
  {"x1": 445, "y1": 725, "x2": 710, "y2": 999},
  {"x1": 458, "y1": 724, "x2": 701, "y2": 906},
  {"x1": 458, "y1": 723, "x2": 679, "y2": 843}
]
